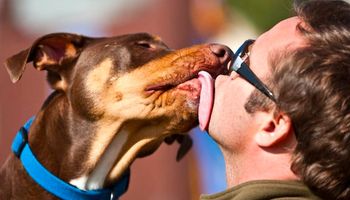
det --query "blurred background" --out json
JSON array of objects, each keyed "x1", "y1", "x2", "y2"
[{"x1": 0, "y1": 0, "x2": 294, "y2": 199}]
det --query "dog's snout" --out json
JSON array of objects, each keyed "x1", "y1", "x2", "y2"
[{"x1": 209, "y1": 44, "x2": 233, "y2": 65}]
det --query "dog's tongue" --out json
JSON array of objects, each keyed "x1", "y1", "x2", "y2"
[{"x1": 198, "y1": 71, "x2": 214, "y2": 131}]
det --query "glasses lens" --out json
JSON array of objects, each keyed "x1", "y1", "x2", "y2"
[
  {"x1": 230, "y1": 40, "x2": 254, "y2": 72},
  {"x1": 239, "y1": 44, "x2": 250, "y2": 62},
  {"x1": 239, "y1": 40, "x2": 254, "y2": 62}
]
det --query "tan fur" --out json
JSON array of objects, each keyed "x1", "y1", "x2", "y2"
[
  {"x1": 36, "y1": 52, "x2": 56, "y2": 69},
  {"x1": 87, "y1": 120, "x2": 123, "y2": 168},
  {"x1": 65, "y1": 43, "x2": 77, "y2": 57},
  {"x1": 85, "y1": 58, "x2": 113, "y2": 94}
]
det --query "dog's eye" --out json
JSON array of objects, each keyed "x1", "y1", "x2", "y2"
[{"x1": 136, "y1": 41, "x2": 154, "y2": 49}]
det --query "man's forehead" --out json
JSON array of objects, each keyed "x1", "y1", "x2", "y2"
[
  {"x1": 268, "y1": 16, "x2": 305, "y2": 47},
  {"x1": 246, "y1": 16, "x2": 306, "y2": 81},
  {"x1": 253, "y1": 16, "x2": 306, "y2": 59},
  {"x1": 275, "y1": 16, "x2": 301, "y2": 30}
]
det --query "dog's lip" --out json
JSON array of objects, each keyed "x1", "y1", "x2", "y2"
[
  {"x1": 144, "y1": 67, "x2": 228, "y2": 92},
  {"x1": 145, "y1": 74, "x2": 196, "y2": 92}
]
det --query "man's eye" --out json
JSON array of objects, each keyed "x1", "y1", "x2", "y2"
[
  {"x1": 240, "y1": 49, "x2": 250, "y2": 65},
  {"x1": 240, "y1": 42, "x2": 253, "y2": 66}
]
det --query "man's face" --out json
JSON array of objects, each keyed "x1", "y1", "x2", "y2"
[{"x1": 208, "y1": 17, "x2": 305, "y2": 153}]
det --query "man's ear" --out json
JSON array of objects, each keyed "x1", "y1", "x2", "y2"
[
  {"x1": 254, "y1": 111, "x2": 293, "y2": 147},
  {"x1": 4, "y1": 33, "x2": 95, "y2": 90}
]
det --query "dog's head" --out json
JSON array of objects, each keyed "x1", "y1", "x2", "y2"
[{"x1": 5, "y1": 33, "x2": 232, "y2": 186}]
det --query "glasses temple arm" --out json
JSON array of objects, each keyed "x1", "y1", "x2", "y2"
[{"x1": 234, "y1": 62, "x2": 276, "y2": 102}]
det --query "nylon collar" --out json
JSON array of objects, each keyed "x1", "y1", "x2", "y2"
[{"x1": 11, "y1": 117, "x2": 129, "y2": 200}]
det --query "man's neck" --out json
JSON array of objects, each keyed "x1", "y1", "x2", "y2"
[{"x1": 222, "y1": 148, "x2": 299, "y2": 188}]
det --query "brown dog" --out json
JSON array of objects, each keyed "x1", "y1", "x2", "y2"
[{"x1": 0, "y1": 32, "x2": 231, "y2": 199}]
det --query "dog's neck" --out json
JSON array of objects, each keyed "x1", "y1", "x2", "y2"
[{"x1": 23, "y1": 91, "x2": 152, "y2": 191}]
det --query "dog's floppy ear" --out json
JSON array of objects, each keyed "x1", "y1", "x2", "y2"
[{"x1": 4, "y1": 33, "x2": 94, "y2": 87}]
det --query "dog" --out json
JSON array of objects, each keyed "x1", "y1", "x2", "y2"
[{"x1": 0, "y1": 32, "x2": 231, "y2": 199}]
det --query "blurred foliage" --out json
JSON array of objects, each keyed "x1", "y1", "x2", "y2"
[{"x1": 226, "y1": 0, "x2": 294, "y2": 33}]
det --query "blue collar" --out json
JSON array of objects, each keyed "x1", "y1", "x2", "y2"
[{"x1": 11, "y1": 117, "x2": 129, "y2": 200}]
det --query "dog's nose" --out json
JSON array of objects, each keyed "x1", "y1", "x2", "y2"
[{"x1": 209, "y1": 44, "x2": 233, "y2": 65}]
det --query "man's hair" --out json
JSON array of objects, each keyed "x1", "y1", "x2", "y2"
[{"x1": 245, "y1": 0, "x2": 350, "y2": 199}]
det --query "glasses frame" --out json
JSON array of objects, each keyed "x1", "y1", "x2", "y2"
[{"x1": 230, "y1": 39, "x2": 276, "y2": 102}]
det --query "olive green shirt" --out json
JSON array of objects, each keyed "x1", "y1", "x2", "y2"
[{"x1": 200, "y1": 180, "x2": 322, "y2": 200}]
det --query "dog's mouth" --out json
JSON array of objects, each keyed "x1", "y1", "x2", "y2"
[
  {"x1": 141, "y1": 43, "x2": 233, "y2": 132},
  {"x1": 143, "y1": 43, "x2": 232, "y2": 97},
  {"x1": 144, "y1": 65, "x2": 228, "y2": 132},
  {"x1": 145, "y1": 74, "x2": 198, "y2": 93},
  {"x1": 144, "y1": 68, "x2": 226, "y2": 94}
]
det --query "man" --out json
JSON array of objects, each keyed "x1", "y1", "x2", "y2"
[{"x1": 198, "y1": 0, "x2": 350, "y2": 199}]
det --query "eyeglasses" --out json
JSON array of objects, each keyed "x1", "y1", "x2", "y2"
[{"x1": 229, "y1": 39, "x2": 276, "y2": 102}]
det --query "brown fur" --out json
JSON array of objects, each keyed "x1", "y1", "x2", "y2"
[{"x1": 0, "y1": 32, "x2": 231, "y2": 199}]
